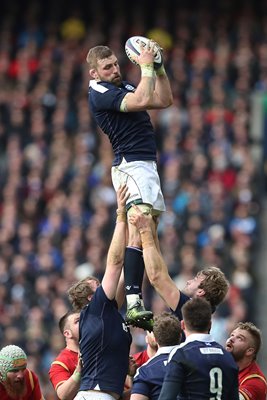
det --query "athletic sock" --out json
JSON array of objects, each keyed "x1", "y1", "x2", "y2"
[{"x1": 124, "y1": 246, "x2": 145, "y2": 308}]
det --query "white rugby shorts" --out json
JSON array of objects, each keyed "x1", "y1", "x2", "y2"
[
  {"x1": 111, "y1": 159, "x2": 165, "y2": 215},
  {"x1": 74, "y1": 391, "x2": 117, "y2": 400}
]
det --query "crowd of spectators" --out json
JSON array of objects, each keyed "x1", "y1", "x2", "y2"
[{"x1": 0, "y1": 0, "x2": 266, "y2": 397}]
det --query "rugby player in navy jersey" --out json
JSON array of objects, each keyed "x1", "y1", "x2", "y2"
[
  {"x1": 158, "y1": 298, "x2": 239, "y2": 400},
  {"x1": 86, "y1": 41, "x2": 173, "y2": 331},
  {"x1": 129, "y1": 205, "x2": 229, "y2": 321},
  {"x1": 130, "y1": 312, "x2": 181, "y2": 400},
  {"x1": 68, "y1": 185, "x2": 132, "y2": 400}
]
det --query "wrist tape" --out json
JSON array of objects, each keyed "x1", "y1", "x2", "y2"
[
  {"x1": 116, "y1": 209, "x2": 127, "y2": 223},
  {"x1": 140, "y1": 63, "x2": 154, "y2": 78}
]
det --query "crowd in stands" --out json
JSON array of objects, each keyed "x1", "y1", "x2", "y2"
[{"x1": 0, "y1": 0, "x2": 266, "y2": 397}]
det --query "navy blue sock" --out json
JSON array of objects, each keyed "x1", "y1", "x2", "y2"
[{"x1": 124, "y1": 247, "x2": 145, "y2": 297}]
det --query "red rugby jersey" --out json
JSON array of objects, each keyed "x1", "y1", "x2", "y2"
[
  {"x1": 239, "y1": 361, "x2": 267, "y2": 400},
  {"x1": 0, "y1": 368, "x2": 43, "y2": 399},
  {"x1": 49, "y1": 348, "x2": 78, "y2": 390}
]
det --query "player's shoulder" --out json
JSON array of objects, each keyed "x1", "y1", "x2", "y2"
[
  {"x1": 240, "y1": 362, "x2": 267, "y2": 386},
  {"x1": 249, "y1": 361, "x2": 266, "y2": 377},
  {"x1": 89, "y1": 79, "x2": 123, "y2": 94},
  {"x1": 51, "y1": 348, "x2": 78, "y2": 368},
  {"x1": 26, "y1": 368, "x2": 40, "y2": 387},
  {"x1": 55, "y1": 347, "x2": 73, "y2": 360},
  {"x1": 135, "y1": 355, "x2": 164, "y2": 380},
  {"x1": 144, "y1": 352, "x2": 169, "y2": 368},
  {"x1": 89, "y1": 79, "x2": 135, "y2": 93},
  {"x1": 190, "y1": 339, "x2": 232, "y2": 357},
  {"x1": 89, "y1": 79, "x2": 111, "y2": 94},
  {"x1": 25, "y1": 368, "x2": 36, "y2": 378},
  {"x1": 168, "y1": 344, "x2": 181, "y2": 362},
  {"x1": 122, "y1": 81, "x2": 136, "y2": 92},
  {"x1": 172, "y1": 338, "x2": 230, "y2": 360}
]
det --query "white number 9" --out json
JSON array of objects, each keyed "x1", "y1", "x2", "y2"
[{"x1": 210, "y1": 367, "x2": 222, "y2": 400}]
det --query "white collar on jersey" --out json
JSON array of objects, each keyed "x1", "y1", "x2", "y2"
[
  {"x1": 168, "y1": 333, "x2": 214, "y2": 359},
  {"x1": 184, "y1": 333, "x2": 213, "y2": 344},
  {"x1": 89, "y1": 80, "x2": 108, "y2": 93},
  {"x1": 155, "y1": 345, "x2": 178, "y2": 356}
]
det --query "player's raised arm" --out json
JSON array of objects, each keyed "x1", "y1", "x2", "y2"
[
  {"x1": 122, "y1": 37, "x2": 173, "y2": 111},
  {"x1": 102, "y1": 184, "x2": 129, "y2": 300},
  {"x1": 153, "y1": 43, "x2": 173, "y2": 108},
  {"x1": 129, "y1": 205, "x2": 181, "y2": 311}
]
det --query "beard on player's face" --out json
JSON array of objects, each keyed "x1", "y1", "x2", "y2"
[
  {"x1": 98, "y1": 71, "x2": 122, "y2": 86},
  {"x1": 112, "y1": 74, "x2": 122, "y2": 86},
  {"x1": 230, "y1": 348, "x2": 246, "y2": 362},
  {"x1": 225, "y1": 340, "x2": 246, "y2": 362},
  {"x1": 4, "y1": 375, "x2": 27, "y2": 397}
]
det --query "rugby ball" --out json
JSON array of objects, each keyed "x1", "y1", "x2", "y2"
[{"x1": 125, "y1": 36, "x2": 163, "y2": 68}]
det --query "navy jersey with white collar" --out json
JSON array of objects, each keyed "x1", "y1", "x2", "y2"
[
  {"x1": 159, "y1": 334, "x2": 239, "y2": 400},
  {"x1": 88, "y1": 80, "x2": 157, "y2": 166},
  {"x1": 132, "y1": 346, "x2": 177, "y2": 400},
  {"x1": 79, "y1": 285, "x2": 132, "y2": 396}
]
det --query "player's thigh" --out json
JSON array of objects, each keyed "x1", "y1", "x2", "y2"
[{"x1": 111, "y1": 160, "x2": 165, "y2": 213}]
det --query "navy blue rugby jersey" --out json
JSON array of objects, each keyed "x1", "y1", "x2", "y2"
[
  {"x1": 172, "y1": 292, "x2": 191, "y2": 343},
  {"x1": 172, "y1": 292, "x2": 190, "y2": 321},
  {"x1": 159, "y1": 334, "x2": 239, "y2": 400},
  {"x1": 88, "y1": 80, "x2": 157, "y2": 166},
  {"x1": 132, "y1": 346, "x2": 177, "y2": 400},
  {"x1": 173, "y1": 292, "x2": 216, "y2": 322},
  {"x1": 79, "y1": 285, "x2": 132, "y2": 396}
]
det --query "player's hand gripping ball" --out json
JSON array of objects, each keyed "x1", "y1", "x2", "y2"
[{"x1": 125, "y1": 36, "x2": 163, "y2": 69}]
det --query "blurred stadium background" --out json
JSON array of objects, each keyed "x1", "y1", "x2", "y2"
[{"x1": 1, "y1": 0, "x2": 267, "y2": 397}]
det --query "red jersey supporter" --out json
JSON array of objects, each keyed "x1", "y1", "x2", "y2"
[
  {"x1": 133, "y1": 350, "x2": 149, "y2": 368},
  {"x1": 226, "y1": 321, "x2": 267, "y2": 400},
  {"x1": 49, "y1": 347, "x2": 79, "y2": 393},
  {"x1": 0, "y1": 345, "x2": 44, "y2": 400},
  {"x1": 238, "y1": 361, "x2": 267, "y2": 400},
  {"x1": 49, "y1": 311, "x2": 81, "y2": 400},
  {"x1": 132, "y1": 331, "x2": 158, "y2": 367}
]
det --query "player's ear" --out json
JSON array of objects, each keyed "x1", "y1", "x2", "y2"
[
  {"x1": 63, "y1": 329, "x2": 71, "y2": 339},
  {"x1": 87, "y1": 294, "x2": 94, "y2": 302},
  {"x1": 89, "y1": 68, "x2": 98, "y2": 79},
  {"x1": 246, "y1": 347, "x2": 255, "y2": 357},
  {"x1": 196, "y1": 288, "x2": 205, "y2": 297},
  {"x1": 145, "y1": 331, "x2": 155, "y2": 345},
  {"x1": 181, "y1": 320, "x2": 185, "y2": 330}
]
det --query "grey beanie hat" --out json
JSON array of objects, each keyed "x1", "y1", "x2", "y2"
[{"x1": 0, "y1": 345, "x2": 27, "y2": 381}]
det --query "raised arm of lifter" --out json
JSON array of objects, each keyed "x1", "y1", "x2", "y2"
[
  {"x1": 101, "y1": 185, "x2": 129, "y2": 300},
  {"x1": 129, "y1": 205, "x2": 180, "y2": 311}
]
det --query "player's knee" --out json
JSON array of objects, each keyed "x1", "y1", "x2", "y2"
[
  {"x1": 128, "y1": 203, "x2": 152, "y2": 216},
  {"x1": 127, "y1": 222, "x2": 143, "y2": 248}
]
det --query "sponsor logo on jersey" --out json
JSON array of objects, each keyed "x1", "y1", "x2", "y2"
[
  {"x1": 200, "y1": 347, "x2": 224, "y2": 355},
  {"x1": 199, "y1": 347, "x2": 223, "y2": 354},
  {"x1": 125, "y1": 84, "x2": 135, "y2": 92}
]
